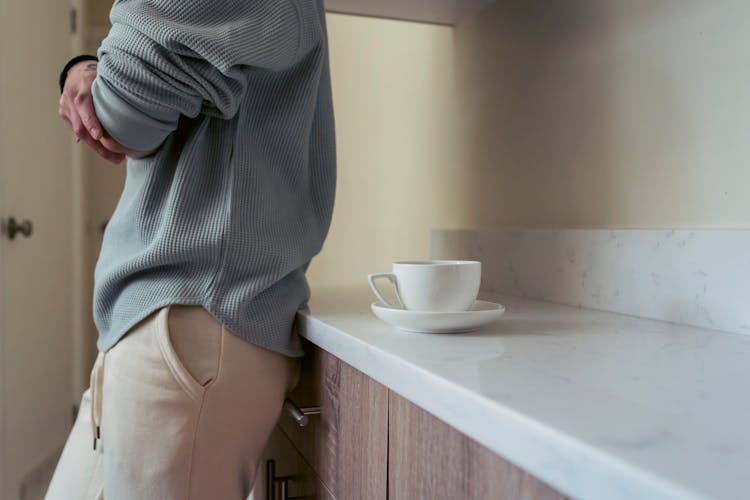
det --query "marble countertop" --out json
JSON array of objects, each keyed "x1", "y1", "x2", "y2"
[{"x1": 297, "y1": 285, "x2": 750, "y2": 500}]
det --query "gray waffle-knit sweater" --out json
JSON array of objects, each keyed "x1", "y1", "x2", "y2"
[{"x1": 90, "y1": 0, "x2": 335, "y2": 356}]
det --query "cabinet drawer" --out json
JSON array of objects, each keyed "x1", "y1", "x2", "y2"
[
  {"x1": 249, "y1": 426, "x2": 334, "y2": 500},
  {"x1": 278, "y1": 341, "x2": 388, "y2": 499}
]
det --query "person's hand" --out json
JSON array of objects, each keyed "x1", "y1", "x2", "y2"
[{"x1": 59, "y1": 60, "x2": 125, "y2": 164}]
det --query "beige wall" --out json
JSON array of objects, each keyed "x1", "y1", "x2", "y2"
[
  {"x1": 306, "y1": 14, "x2": 464, "y2": 287},
  {"x1": 86, "y1": 0, "x2": 110, "y2": 25},
  {"x1": 452, "y1": 0, "x2": 750, "y2": 229}
]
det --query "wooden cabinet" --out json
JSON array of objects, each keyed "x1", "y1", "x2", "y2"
[
  {"x1": 278, "y1": 346, "x2": 388, "y2": 499},
  {"x1": 252, "y1": 343, "x2": 388, "y2": 499},
  {"x1": 388, "y1": 392, "x2": 566, "y2": 500},
  {"x1": 253, "y1": 343, "x2": 565, "y2": 500}
]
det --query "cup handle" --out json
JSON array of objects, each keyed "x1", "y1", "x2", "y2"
[{"x1": 367, "y1": 273, "x2": 404, "y2": 309}]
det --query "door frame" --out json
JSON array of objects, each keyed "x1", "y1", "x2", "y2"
[
  {"x1": 0, "y1": 0, "x2": 9, "y2": 492},
  {"x1": 71, "y1": 0, "x2": 91, "y2": 403}
]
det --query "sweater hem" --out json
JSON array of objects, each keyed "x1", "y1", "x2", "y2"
[{"x1": 96, "y1": 296, "x2": 306, "y2": 358}]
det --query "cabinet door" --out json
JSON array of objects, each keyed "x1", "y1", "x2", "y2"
[
  {"x1": 249, "y1": 426, "x2": 335, "y2": 500},
  {"x1": 388, "y1": 392, "x2": 567, "y2": 500},
  {"x1": 278, "y1": 343, "x2": 388, "y2": 500}
]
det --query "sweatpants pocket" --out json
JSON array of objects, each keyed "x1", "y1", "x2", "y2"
[{"x1": 155, "y1": 305, "x2": 222, "y2": 401}]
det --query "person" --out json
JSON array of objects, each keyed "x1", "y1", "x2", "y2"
[{"x1": 46, "y1": 0, "x2": 336, "y2": 498}]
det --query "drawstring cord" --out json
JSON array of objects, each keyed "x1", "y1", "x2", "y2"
[{"x1": 90, "y1": 351, "x2": 105, "y2": 450}]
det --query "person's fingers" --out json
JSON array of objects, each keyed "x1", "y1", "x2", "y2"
[
  {"x1": 76, "y1": 93, "x2": 103, "y2": 141},
  {"x1": 84, "y1": 136, "x2": 125, "y2": 164},
  {"x1": 74, "y1": 127, "x2": 125, "y2": 164},
  {"x1": 69, "y1": 97, "x2": 121, "y2": 159},
  {"x1": 63, "y1": 112, "x2": 123, "y2": 163},
  {"x1": 60, "y1": 72, "x2": 100, "y2": 137},
  {"x1": 67, "y1": 108, "x2": 87, "y2": 141},
  {"x1": 58, "y1": 96, "x2": 66, "y2": 120}
]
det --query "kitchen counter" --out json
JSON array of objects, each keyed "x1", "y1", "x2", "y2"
[{"x1": 297, "y1": 285, "x2": 750, "y2": 500}]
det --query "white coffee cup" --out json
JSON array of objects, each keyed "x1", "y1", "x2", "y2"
[{"x1": 368, "y1": 260, "x2": 481, "y2": 311}]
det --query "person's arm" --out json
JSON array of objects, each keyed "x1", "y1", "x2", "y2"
[
  {"x1": 60, "y1": 59, "x2": 158, "y2": 161},
  {"x1": 91, "y1": 0, "x2": 321, "y2": 153}
]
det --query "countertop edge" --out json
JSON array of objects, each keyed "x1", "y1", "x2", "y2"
[{"x1": 297, "y1": 311, "x2": 707, "y2": 500}]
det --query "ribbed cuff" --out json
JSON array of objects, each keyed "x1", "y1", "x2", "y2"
[{"x1": 59, "y1": 55, "x2": 98, "y2": 94}]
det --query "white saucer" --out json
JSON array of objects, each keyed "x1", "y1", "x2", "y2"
[{"x1": 371, "y1": 300, "x2": 505, "y2": 334}]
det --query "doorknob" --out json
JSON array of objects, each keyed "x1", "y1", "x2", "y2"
[{"x1": 1, "y1": 216, "x2": 33, "y2": 240}]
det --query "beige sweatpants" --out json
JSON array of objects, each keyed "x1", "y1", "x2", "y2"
[{"x1": 45, "y1": 304, "x2": 300, "y2": 500}]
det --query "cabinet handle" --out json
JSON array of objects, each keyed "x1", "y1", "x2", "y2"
[
  {"x1": 266, "y1": 459, "x2": 278, "y2": 500},
  {"x1": 265, "y1": 459, "x2": 307, "y2": 500},
  {"x1": 283, "y1": 399, "x2": 320, "y2": 427}
]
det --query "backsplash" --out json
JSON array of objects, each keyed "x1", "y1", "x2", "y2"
[{"x1": 431, "y1": 229, "x2": 750, "y2": 336}]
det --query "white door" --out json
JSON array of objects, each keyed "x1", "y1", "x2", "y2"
[{"x1": 0, "y1": 0, "x2": 75, "y2": 498}]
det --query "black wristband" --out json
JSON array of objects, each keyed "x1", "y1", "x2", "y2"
[{"x1": 59, "y1": 54, "x2": 99, "y2": 94}]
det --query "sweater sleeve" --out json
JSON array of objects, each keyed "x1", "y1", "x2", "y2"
[{"x1": 91, "y1": 0, "x2": 314, "y2": 152}]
